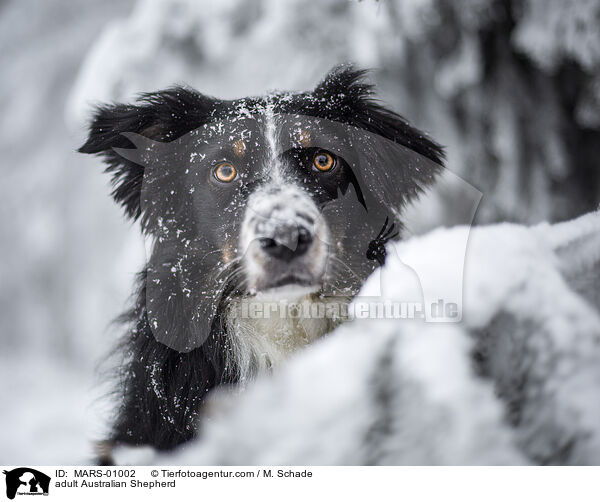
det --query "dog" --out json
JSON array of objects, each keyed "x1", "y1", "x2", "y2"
[{"x1": 79, "y1": 65, "x2": 444, "y2": 462}]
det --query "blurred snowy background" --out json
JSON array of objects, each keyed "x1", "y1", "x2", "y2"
[{"x1": 1, "y1": 0, "x2": 599, "y2": 464}]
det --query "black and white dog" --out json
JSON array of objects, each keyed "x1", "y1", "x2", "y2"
[{"x1": 79, "y1": 65, "x2": 443, "y2": 461}]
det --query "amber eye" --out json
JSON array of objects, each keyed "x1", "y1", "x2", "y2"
[
  {"x1": 214, "y1": 162, "x2": 237, "y2": 182},
  {"x1": 313, "y1": 151, "x2": 335, "y2": 172}
]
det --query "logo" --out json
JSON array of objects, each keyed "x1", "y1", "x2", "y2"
[{"x1": 3, "y1": 468, "x2": 50, "y2": 499}]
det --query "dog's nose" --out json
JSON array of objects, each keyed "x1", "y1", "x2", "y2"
[{"x1": 259, "y1": 225, "x2": 313, "y2": 262}]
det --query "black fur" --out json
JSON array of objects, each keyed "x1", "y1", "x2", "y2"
[{"x1": 80, "y1": 65, "x2": 444, "y2": 456}]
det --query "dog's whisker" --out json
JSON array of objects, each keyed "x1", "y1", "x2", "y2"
[
  {"x1": 327, "y1": 255, "x2": 364, "y2": 286},
  {"x1": 375, "y1": 216, "x2": 390, "y2": 240},
  {"x1": 213, "y1": 258, "x2": 242, "y2": 280},
  {"x1": 382, "y1": 224, "x2": 396, "y2": 239}
]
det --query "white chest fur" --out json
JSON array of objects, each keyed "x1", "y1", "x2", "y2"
[{"x1": 224, "y1": 293, "x2": 347, "y2": 384}]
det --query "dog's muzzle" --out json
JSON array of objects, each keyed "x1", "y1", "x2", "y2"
[
  {"x1": 258, "y1": 223, "x2": 313, "y2": 262},
  {"x1": 240, "y1": 185, "x2": 330, "y2": 294}
]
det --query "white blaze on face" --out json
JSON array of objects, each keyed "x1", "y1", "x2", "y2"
[
  {"x1": 239, "y1": 183, "x2": 330, "y2": 294},
  {"x1": 263, "y1": 100, "x2": 285, "y2": 184}
]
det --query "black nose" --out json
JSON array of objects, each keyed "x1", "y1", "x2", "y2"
[{"x1": 259, "y1": 226, "x2": 313, "y2": 262}]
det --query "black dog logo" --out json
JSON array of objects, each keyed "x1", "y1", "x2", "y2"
[{"x1": 3, "y1": 468, "x2": 50, "y2": 499}]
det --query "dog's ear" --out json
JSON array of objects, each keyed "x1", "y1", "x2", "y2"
[
  {"x1": 79, "y1": 87, "x2": 216, "y2": 221},
  {"x1": 313, "y1": 65, "x2": 445, "y2": 168}
]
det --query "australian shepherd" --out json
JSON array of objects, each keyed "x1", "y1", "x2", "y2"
[{"x1": 79, "y1": 65, "x2": 444, "y2": 462}]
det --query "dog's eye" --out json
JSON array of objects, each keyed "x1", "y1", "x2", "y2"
[
  {"x1": 214, "y1": 162, "x2": 237, "y2": 183},
  {"x1": 313, "y1": 151, "x2": 335, "y2": 172}
]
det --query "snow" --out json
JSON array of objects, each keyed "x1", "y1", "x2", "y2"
[
  {"x1": 513, "y1": 0, "x2": 600, "y2": 72},
  {"x1": 0, "y1": 355, "x2": 110, "y2": 465},
  {"x1": 2, "y1": 0, "x2": 599, "y2": 466},
  {"x1": 165, "y1": 324, "x2": 523, "y2": 465},
  {"x1": 0, "y1": 0, "x2": 138, "y2": 465},
  {"x1": 156, "y1": 211, "x2": 600, "y2": 465}
]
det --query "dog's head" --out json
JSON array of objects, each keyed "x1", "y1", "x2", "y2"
[{"x1": 80, "y1": 66, "x2": 444, "y2": 351}]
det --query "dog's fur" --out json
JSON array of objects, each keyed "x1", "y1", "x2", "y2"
[{"x1": 79, "y1": 66, "x2": 444, "y2": 460}]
